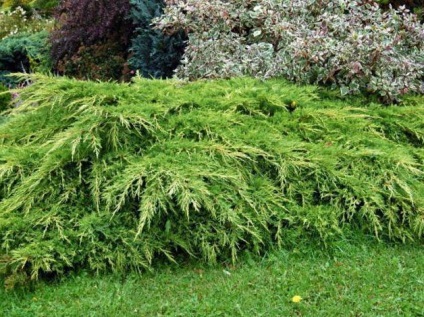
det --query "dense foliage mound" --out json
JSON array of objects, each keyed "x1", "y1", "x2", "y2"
[
  {"x1": 156, "y1": 0, "x2": 424, "y2": 102},
  {"x1": 0, "y1": 75, "x2": 423, "y2": 285}
]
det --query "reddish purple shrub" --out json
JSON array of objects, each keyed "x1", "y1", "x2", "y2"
[{"x1": 50, "y1": 0, "x2": 133, "y2": 79}]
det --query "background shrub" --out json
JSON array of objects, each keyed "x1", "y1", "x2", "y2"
[
  {"x1": 0, "y1": 31, "x2": 51, "y2": 86},
  {"x1": 31, "y1": 0, "x2": 59, "y2": 16},
  {"x1": 377, "y1": 0, "x2": 424, "y2": 21},
  {"x1": 156, "y1": 0, "x2": 424, "y2": 102},
  {"x1": 0, "y1": 75, "x2": 423, "y2": 282},
  {"x1": 0, "y1": 3, "x2": 54, "y2": 85},
  {"x1": 129, "y1": 0, "x2": 186, "y2": 78},
  {"x1": 0, "y1": 6, "x2": 52, "y2": 39},
  {"x1": 50, "y1": 0, "x2": 133, "y2": 81},
  {"x1": 0, "y1": 0, "x2": 58, "y2": 16},
  {"x1": 50, "y1": 0, "x2": 185, "y2": 80},
  {"x1": 55, "y1": 38, "x2": 130, "y2": 82},
  {"x1": 0, "y1": 0, "x2": 31, "y2": 11}
]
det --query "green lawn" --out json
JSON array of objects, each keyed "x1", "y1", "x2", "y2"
[{"x1": 1, "y1": 237, "x2": 423, "y2": 316}]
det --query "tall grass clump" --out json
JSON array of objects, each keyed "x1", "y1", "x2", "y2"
[{"x1": 0, "y1": 75, "x2": 423, "y2": 286}]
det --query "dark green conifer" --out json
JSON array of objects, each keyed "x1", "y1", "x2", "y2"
[{"x1": 129, "y1": 0, "x2": 186, "y2": 78}]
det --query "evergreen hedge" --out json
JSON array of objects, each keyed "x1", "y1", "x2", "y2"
[{"x1": 0, "y1": 75, "x2": 423, "y2": 286}]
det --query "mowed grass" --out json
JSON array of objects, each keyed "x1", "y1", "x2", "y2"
[{"x1": 1, "y1": 237, "x2": 423, "y2": 317}]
